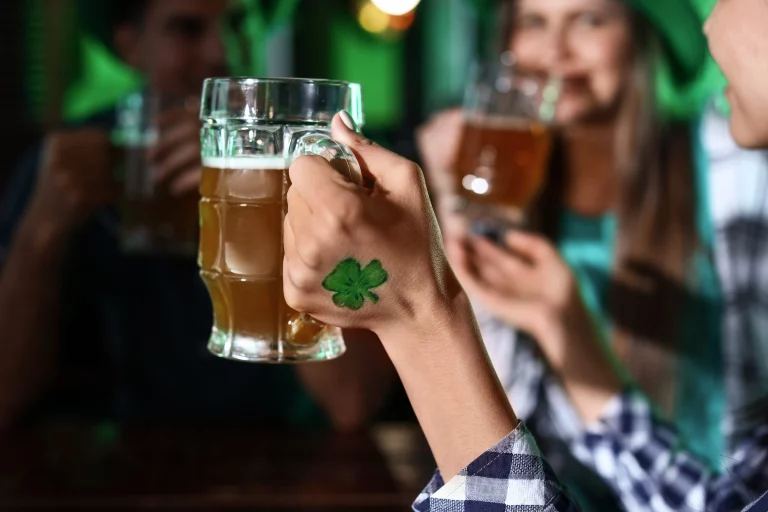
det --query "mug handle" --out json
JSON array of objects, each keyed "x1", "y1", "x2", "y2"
[
  {"x1": 285, "y1": 134, "x2": 364, "y2": 347},
  {"x1": 292, "y1": 135, "x2": 364, "y2": 186}
]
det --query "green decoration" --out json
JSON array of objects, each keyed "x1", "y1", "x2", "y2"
[
  {"x1": 238, "y1": 0, "x2": 302, "y2": 75},
  {"x1": 265, "y1": 0, "x2": 302, "y2": 30},
  {"x1": 55, "y1": 0, "x2": 302, "y2": 121},
  {"x1": 322, "y1": 258, "x2": 389, "y2": 311},
  {"x1": 330, "y1": 16, "x2": 403, "y2": 129},
  {"x1": 64, "y1": 35, "x2": 143, "y2": 121}
]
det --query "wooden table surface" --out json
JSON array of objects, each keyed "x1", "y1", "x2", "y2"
[{"x1": 0, "y1": 422, "x2": 435, "y2": 511}]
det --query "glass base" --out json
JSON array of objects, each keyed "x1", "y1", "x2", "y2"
[{"x1": 207, "y1": 327, "x2": 346, "y2": 364}]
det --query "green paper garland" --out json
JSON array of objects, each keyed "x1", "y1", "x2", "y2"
[{"x1": 59, "y1": 0, "x2": 302, "y2": 121}]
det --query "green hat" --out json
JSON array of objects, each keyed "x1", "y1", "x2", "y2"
[
  {"x1": 624, "y1": 0, "x2": 723, "y2": 118},
  {"x1": 624, "y1": 0, "x2": 707, "y2": 85}
]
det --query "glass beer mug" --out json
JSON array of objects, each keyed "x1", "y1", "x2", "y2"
[
  {"x1": 453, "y1": 54, "x2": 560, "y2": 236},
  {"x1": 114, "y1": 91, "x2": 200, "y2": 256},
  {"x1": 198, "y1": 78, "x2": 364, "y2": 363}
]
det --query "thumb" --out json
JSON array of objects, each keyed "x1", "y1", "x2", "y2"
[{"x1": 331, "y1": 111, "x2": 420, "y2": 193}]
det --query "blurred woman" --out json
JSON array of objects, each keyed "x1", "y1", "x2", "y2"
[{"x1": 419, "y1": 0, "x2": 727, "y2": 508}]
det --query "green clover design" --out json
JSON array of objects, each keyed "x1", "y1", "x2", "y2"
[{"x1": 321, "y1": 258, "x2": 389, "y2": 311}]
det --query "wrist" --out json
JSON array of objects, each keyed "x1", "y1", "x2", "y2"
[
  {"x1": 372, "y1": 273, "x2": 519, "y2": 478},
  {"x1": 549, "y1": 300, "x2": 623, "y2": 424},
  {"x1": 536, "y1": 287, "x2": 591, "y2": 366},
  {"x1": 374, "y1": 271, "x2": 472, "y2": 349}
]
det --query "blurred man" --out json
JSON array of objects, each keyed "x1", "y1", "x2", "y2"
[{"x1": 0, "y1": 0, "x2": 393, "y2": 430}]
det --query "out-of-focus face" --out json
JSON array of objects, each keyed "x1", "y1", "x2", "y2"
[
  {"x1": 115, "y1": 0, "x2": 234, "y2": 98},
  {"x1": 705, "y1": 0, "x2": 768, "y2": 148},
  {"x1": 509, "y1": 0, "x2": 634, "y2": 126}
]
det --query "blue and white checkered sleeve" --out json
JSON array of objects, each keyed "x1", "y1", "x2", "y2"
[
  {"x1": 572, "y1": 390, "x2": 768, "y2": 512},
  {"x1": 413, "y1": 422, "x2": 580, "y2": 511}
]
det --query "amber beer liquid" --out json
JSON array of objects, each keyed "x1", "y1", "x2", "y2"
[
  {"x1": 199, "y1": 157, "x2": 324, "y2": 359},
  {"x1": 454, "y1": 117, "x2": 553, "y2": 217},
  {"x1": 199, "y1": 77, "x2": 360, "y2": 363}
]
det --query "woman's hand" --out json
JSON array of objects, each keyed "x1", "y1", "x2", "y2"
[
  {"x1": 285, "y1": 112, "x2": 462, "y2": 340},
  {"x1": 285, "y1": 112, "x2": 518, "y2": 478},
  {"x1": 448, "y1": 231, "x2": 622, "y2": 423},
  {"x1": 447, "y1": 231, "x2": 578, "y2": 360}
]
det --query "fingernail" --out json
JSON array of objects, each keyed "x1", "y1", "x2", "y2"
[{"x1": 339, "y1": 110, "x2": 356, "y2": 131}]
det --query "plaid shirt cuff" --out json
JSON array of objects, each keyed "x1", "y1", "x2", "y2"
[
  {"x1": 572, "y1": 389, "x2": 710, "y2": 511},
  {"x1": 413, "y1": 422, "x2": 578, "y2": 511},
  {"x1": 573, "y1": 389, "x2": 768, "y2": 512}
]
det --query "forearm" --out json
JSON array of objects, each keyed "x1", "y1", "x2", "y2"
[
  {"x1": 545, "y1": 299, "x2": 622, "y2": 425},
  {"x1": 295, "y1": 329, "x2": 396, "y2": 430},
  {"x1": 0, "y1": 212, "x2": 69, "y2": 426},
  {"x1": 376, "y1": 290, "x2": 518, "y2": 479}
]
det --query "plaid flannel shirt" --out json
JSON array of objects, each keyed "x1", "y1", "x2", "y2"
[
  {"x1": 573, "y1": 390, "x2": 768, "y2": 512},
  {"x1": 412, "y1": 422, "x2": 580, "y2": 511},
  {"x1": 701, "y1": 102, "x2": 768, "y2": 440},
  {"x1": 413, "y1": 393, "x2": 768, "y2": 512}
]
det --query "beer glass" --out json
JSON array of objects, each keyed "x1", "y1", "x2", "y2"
[
  {"x1": 199, "y1": 78, "x2": 364, "y2": 363},
  {"x1": 113, "y1": 92, "x2": 200, "y2": 256},
  {"x1": 453, "y1": 54, "x2": 559, "y2": 233}
]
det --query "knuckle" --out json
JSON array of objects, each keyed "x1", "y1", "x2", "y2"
[
  {"x1": 328, "y1": 194, "x2": 364, "y2": 226},
  {"x1": 351, "y1": 134, "x2": 375, "y2": 148},
  {"x1": 340, "y1": 195, "x2": 365, "y2": 220},
  {"x1": 283, "y1": 282, "x2": 309, "y2": 312},
  {"x1": 287, "y1": 260, "x2": 317, "y2": 291},
  {"x1": 303, "y1": 246, "x2": 324, "y2": 271},
  {"x1": 296, "y1": 237, "x2": 324, "y2": 270}
]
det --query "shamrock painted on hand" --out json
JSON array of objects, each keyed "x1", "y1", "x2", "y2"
[{"x1": 322, "y1": 258, "x2": 389, "y2": 311}]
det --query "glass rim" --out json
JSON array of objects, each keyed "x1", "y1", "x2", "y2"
[
  {"x1": 200, "y1": 76, "x2": 364, "y2": 125},
  {"x1": 202, "y1": 76, "x2": 361, "y2": 89}
]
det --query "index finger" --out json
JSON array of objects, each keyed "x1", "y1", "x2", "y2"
[
  {"x1": 329, "y1": 114, "x2": 421, "y2": 195},
  {"x1": 289, "y1": 155, "x2": 359, "y2": 209}
]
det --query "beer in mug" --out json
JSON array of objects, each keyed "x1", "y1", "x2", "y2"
[
  {"x1": 198, "y1": 78, "x2": 364, "y2": 363},
  {"x1": 114, "y1": 92, "x2": 199, "y2": 256}
]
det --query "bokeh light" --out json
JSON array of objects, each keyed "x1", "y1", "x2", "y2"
[
  {"x1": 358, "y1": 2, "x2": 390, "y2": 34},
  {"x1": 370, "y1": 0, "x2": 421, "y2": 16}
]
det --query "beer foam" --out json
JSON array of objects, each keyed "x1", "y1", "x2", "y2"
[{"x1": 202, "y1": 156, "x2": 288, "y2": 170}]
